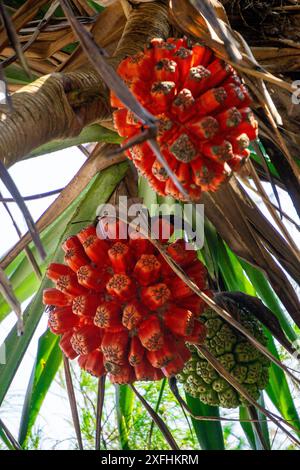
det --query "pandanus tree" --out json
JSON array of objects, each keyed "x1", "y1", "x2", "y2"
[{"x1": 0, "y1": 0, "x2": 300, "y2": 450}]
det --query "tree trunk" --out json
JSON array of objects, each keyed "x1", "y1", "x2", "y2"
[{"x1": 0, "y1": 0, "x2": 170, "y2": 167}]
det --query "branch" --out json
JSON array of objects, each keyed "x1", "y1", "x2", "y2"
[{"x1": 0, "y1": 1, "x2": 170, "y2": 168}]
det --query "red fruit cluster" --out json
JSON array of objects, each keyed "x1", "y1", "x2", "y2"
[
  {"x1": 111, "y1": 37, "x2": 258, "y2": 201},
  {"x1": 43, "y1": 220, "x2": 209, "y2": 384}
]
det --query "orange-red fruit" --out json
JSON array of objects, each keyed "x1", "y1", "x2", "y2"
[
  {"x1": 48, "y1": 307, "x2": 79, "y2": 334},
  {"x1": 162, "y1": 355, "x2": 185, "y2": 377},
  {"x1": 62, "y1": 236, "x2": 90, "y2": 271},
  {"x1": 78, "y1": 350, "x2": 106, "y2": 377},
  {"x1": 44, "y1": 223, "x2": 210, "y2": 384},
  {"x1": 109, "y1": 365, "x2": 135, "y2": 384},
  {"x1": 175, "y1": 340, "x2": 192, "y2": 363},
  {"x1": 82, "y1": 235, "x2": 109, "y2": 264},
  {"x1": 179, "y1": 294, "x2": 208, "y2": 317},
  {"x1": 167, "y1": 239, "x2": 197, "y2": 267},
  {"x1": 141, "y1": 283, "x2": 171, "y2": 310},
  {"x1": 169, "y1": 276, "x2": 193, "y2": 299},
  {"x1": 72, "y1": 293, "x2": 103, "y2": 317},
  {"x1": 94, "y1": 301, "x2": 122, "y2": 329},
  {"x1": 111, "y1": 38, "x2": 257, "y2": 201},
  {"x1": 77, "y1": 265, "x2": 105, "y2": 292},
  {"x1": 106, "y1": 273, "x2": 135, "y2": 301},
  {"x1": 147, "y1": 342, "x2": 175, "y2": 368},
  {"x1": 46, "y1": 263, "x2": 74, "y2": 282},
  {"x1": 43, "y1": 288, "x2": 72, "y2": 307},
  {"x1": 163, "y1": 306, "x2": 194, "y2": 337},
  {"x1": 101, "y1": 330, "x2": 129, "y2": 364},
  {"x1": 108, "y1": 242, "x2": 132, "y2": 273},
  {"x1": 56, "y1": 274, "x2": 87, "y2": 297},
  {"x1": 129, "y1": 237, "x2": 155, "y2": 258},
  {"x1": 138, "y1": 315, "x2": 164, "y2": 351},
  {"x1": 185, "y1": 320, "x2": 207, "y2": 344},
  {"x1": 134, "y1": 358, "x2": 157, "y2": 381},
  {"x1": 134, "y1": 254, "x2": 161, "y2": 286},
  {"x1": 129, "y1": 336, "x2": 145, "y2": 366},
  {"x1": 60, "y1": 331, "x2": 78, "y2": 360},
  {"x1": 122, "y1": 301, "x2": 145, "y2": 330},
  {"x1": 71, "y1": 326, "x2": 102, "y2": 355}
]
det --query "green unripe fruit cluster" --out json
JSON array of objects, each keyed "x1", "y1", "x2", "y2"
[{"x1": 177, "y1": 308, "x2": 270, "y2": 408}]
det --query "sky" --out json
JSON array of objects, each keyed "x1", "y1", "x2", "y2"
[{"x1": 0, "y1": 146, "x2": 299, "y2": 449}]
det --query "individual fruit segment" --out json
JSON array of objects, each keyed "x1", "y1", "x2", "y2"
[
  {"x1": 122, "y1": 301, "x2": 145, "y2": 330},
  {"x1": 106, "y1": 273, "x2": 135, "y2": 301},
  {"x1": 48, "y1": 307, "x2": 79, "y2": 334},
  {"x1": 44, "y1": 224, "x2": 212, "y2": 384},
  {"x1": 163, "y1": 306, "x2": 194, "y2": 336},
  {"x1": 77, "y1": 265, "x2": 106, "y2": 292},
  {"x1": 167, "y1": 239, "x2": 197, "y2": 267},
  {"x1": 79, "y1": 350, "x2": 106, "y2": 377},
  {"x1": 147, "y1": 341, "x2": 176, "y2": 368},
  {"x1": 94, "y1": 301, "x2": 122, "y2": 329},
  {"x1": 101, "y1": 330, "x2": 129, "y2": 364},
  {"x1": 56, "y1": 274, "x2": 87, "y2": 297},
  {"x1": 112, "y1": 38, "x2": 257, "y2": 201},
  {"x1": 133, "y1": 254, "x2": 161, "y2": 286},
  {"x1": 185, "y1": 320, "x2": 207, "y2": 344},
  {"x1": 138, "y1": 315, "x2": 164, "y2": 351},
  {"x1": 108, "y1": 242, "x2": 132, "y2": 273},
  {"x1": 109, "y1": 365, "x2": 135, "y2": 385},
  {"x1": 129, "y1": 336, "x2": 145, "y2": 366},
  {"x1": 43, "y1": 288, "x2": 72, "y2": 307},
  {"x1": 191, "y1": 157, "x2": 227, "y2": 191},
  {"x1": 81, "y1": 234, "x2": 109, "y2": 265},
  {"x1": 60, "y1": 331, "x2": 78, "y2": 360},
  {"x1": 46, "y1": 263, "x2": 74, "y2": 282},
  {"x1": 134, "y1": 358, "x2": 157, "y2": 381},
  {"x1": 162, "y1": 355, "x2": 185, "y2": 377},
  {"x1": 72, "y1": 293, "x2": 103, "y2": 317},
  {"x1": 62, "y1": 236, "x2": 90, "y2": 271},
  {"x1": 71, "y1": 326, "x2": 102, "y2": 355},
  {"x1": 141, "y1": 283, "x2": 171, "y2": 310}
]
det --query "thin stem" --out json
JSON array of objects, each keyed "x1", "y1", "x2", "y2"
[
  {"x1": 0, "y1": 188, "x2": 63, "y2": 203},
  {"x1": 63, "y1": 355, "x2": 83, "y2": 450},
  {"x1": 95, "y1": 375, "x2": 106, "y2": 451},
  {"x1": 130, "y1": 383, "x2": 179, "y2": 451}
]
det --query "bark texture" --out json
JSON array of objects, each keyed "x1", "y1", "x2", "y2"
[{"x1": 0, "y1": 0, "x2": 170, "y2": 167}]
